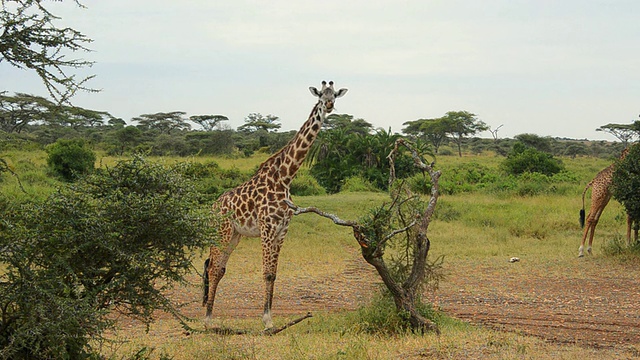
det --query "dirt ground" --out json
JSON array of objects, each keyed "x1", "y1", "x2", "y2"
[{"x1": 163, "y1": 250, "x2": 640, "y2": 352}]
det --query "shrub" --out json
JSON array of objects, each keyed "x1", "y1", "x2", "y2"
[
  {"x1": 45, "y1": 139, "x2": 96, "y2": 181},
  {"x1": 341, "y1": 175, "x2": 379, "y2": 193},
  {"x1": 290, "y1": 171, "x2": 326, "y2": 196},
  {"x1": 612, "y1": 144, "x2": 640, "y2": 222},
  {"x1": 439, "y1": 162, "x2": 500, "y2": 195},
  {"x1": 0, "y1": 156, "x2": 216, "y2": 359},
  {"x1": 501, "y1": 142, "x2": 564, "y2": 176},
  {"x1": 351, "y1": 291, "x2": 440, "y2": 335}
]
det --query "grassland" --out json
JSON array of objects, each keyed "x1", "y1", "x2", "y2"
[{"x1": 2, "y1": 151, "x2": 639, "y2": 359}]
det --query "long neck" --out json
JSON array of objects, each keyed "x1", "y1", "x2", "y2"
[{"x1": 258, "y1": 102, "x2": 325, "y2": 186}]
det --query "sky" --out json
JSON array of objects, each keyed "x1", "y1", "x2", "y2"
[{"x1": 2, "y1": 0, "x2": 640, "y2": 140}]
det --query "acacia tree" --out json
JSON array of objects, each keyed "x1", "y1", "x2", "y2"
[
  {"x1": 55, "y1": 105, "x2": 112, "y2": 129},
  {"x1": 443, "y1": 111, "x2": 488, "y2": 157},
  {"x1": 288, "y1": 139, "x2": 442, "y2": 333},
  {"x1": 132, "y1": 111, "x2": 192, "y2": 134},
  {"x1": 0, "y1": 0, "x2": 96, "y2": 103},
  {"x1": 190, "y1": 114, "x2": 229, "y2": 131},
  {"x1": 323, "y1": 113, "x2": 373, "y2": 135},
  {"x1": 237, "y1": 113, "x2": 281, "y2": 133},
  {"x1": 596, "y1": 123, "x2": 639, "y2": 147},
  {"x1": 402, "y1": 118, "x2": 449, "y2": 154},
  {"x1": 0, "y1": 92, "x2": 55, "y2": 133}
]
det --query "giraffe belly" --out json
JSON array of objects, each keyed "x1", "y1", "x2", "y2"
[{"x1": 234, "y1": 217, "x2": 260, "y2": 237}]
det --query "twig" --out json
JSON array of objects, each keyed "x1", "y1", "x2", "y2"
[
  {"x1": 262, "y1": 312, "x2": 313, "y2": 336},
  {"x1": 380, "y1": 220, "x2": 417, "y2": 244}
]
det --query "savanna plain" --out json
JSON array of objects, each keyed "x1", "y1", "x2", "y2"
[{"x1": 3, "y1": 150, "x2": 640, "y2": 360}]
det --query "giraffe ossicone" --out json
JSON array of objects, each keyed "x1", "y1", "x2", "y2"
[{"x1": 203, "y1": 81, "x2": 347, "y2": 329}]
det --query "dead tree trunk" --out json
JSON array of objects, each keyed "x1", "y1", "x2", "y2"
[{"x1": 287, "y1": 138, "x2": 441, "y2": 333}]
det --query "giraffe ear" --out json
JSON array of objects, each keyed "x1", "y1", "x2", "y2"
[
  {"x1": 309, "y1": 87, "x2": 322, "y2": 97},
  {"x1": 335, "y1": 88, "x2": 348, "y2": 98}
]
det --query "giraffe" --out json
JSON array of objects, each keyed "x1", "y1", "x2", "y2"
[
  {"x1": 578, "y1": 148, "x2": 629, "y2": 257},
  {"x1": 202, "y1": 81, "x2": 347, "y2": 328}
]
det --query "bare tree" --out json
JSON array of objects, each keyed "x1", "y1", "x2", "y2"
[{"x1": 286, "y1": 138, "x2": 442, "y2": 333}]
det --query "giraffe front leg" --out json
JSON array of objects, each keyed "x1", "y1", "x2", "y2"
[
  {"x1": 204, "y1": 229, "x2": 241, "y2": 322},
  {"x1": 260, "y1": 229, "x2": 286, "y2": 330},
  {"x1": 204, "y1": 251, "x2": 225, "y2": 321},
  {"x1": 262, "y1": 272, "x2": 276, "y2": 329}
]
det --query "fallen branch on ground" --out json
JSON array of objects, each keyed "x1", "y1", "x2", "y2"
[{"x1": 203, "y1": 312, "x2": 313, "y2": 336}]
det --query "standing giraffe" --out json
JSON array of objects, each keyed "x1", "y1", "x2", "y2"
[
  {"x1": 203, "y1": 81, "x2": 347, "y2": 328},
  {"x1": 578, "y1": 148, "x2": 629, "y2": 257}
]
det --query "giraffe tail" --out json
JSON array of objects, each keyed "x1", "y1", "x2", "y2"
[
  {"x1": 202, "y1": 258, "x2": 210, "y2": 307},
  {"x1": 579, "y1": 182, "x2": 591, "y2": 229}
]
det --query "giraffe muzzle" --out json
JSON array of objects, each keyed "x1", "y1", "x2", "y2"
[{"x1": 326, "y1": 101, "x2": 334, "y2": 113}]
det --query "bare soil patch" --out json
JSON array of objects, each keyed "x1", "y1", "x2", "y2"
[
  {"x1": 429, "y1": 260, "x2": 640, "y2": 350},
  {"x1": 148, "y1": 251, "x2": 640, "y2": 352}
]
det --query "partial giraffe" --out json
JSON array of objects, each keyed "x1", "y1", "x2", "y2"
[
  {"x1": 203, "y1": 81, "x2": 347, "y2": 329},
  {"x1": 578, "y1": 147, "x2": 630, "y2": 257}
]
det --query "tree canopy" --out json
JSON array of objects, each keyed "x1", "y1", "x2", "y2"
[
  {"x1": 402, "y1": 111, "x2": 487, "y2": 156},
  {"x1": 612, "y1": 144, "x2": 640, "y2": 223},
  {"x1": 132, "y1": 111, "x2": 191, "y2": 134},
  {"x1": 0, "y1": 0, "x2": 96, "y2": 102},
  {"x1": 237, "y1": 113, "x2": 281, "y2": 133},
  {"x1": 190, "y1": 114, "x2": 229, "y2": 131},
  {"x1": 596, "y1": 122, "x2": 640, "y2": 146}
]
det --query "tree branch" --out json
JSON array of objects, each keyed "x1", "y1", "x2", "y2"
[{"x1": 284, "y1": 199, "x2": 356, "y2": 227}]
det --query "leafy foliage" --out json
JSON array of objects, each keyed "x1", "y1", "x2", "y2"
[
  {"x1": 132, "y1": 111, "x2": 192, "y2": 134},
  {"x1": 45, "y1": 138, "x2": 96, "y2": 181},
  {"x1": 501, "y1": 142, "x2": 564, "y2": 176},
  {"x1": 309, "y1": 128, "x2": 418, "y2": 193},
  {"x1": 0, "y1": 156, "x2": 217, "y2": 359},
  {"x1": 612, "y1": 144, "x2": 640, "y2": 222}
]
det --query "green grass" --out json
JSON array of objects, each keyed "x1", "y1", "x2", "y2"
[{"x1": 2, "y1": 150, "x2": 638, "y2": 359}]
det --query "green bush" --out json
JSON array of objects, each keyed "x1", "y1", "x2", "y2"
[
  {"x1": 341, "y1": 175, "x2": 379, "y2": 193},
  {"x1": 45, "y1": 139, "x2": 96, "y2": 181},
  {"x1": 0, "y1": 156, "x2": 216, "y2": 359},
  {"x1": 290, "y1": 171, "x2": 326, "y2": 196},
  {"x1": 351, "y1": 292, "x2": 439, "y2": 335},
  {"x1": 613, "y1": 144, "x2": 640, "y2": 222},
  {"x1": 439, "y1": 162, "x2": 501, "y2": 195},
  {"x1": 501, "y1": 142, "x2": 564, "y2": 176}
]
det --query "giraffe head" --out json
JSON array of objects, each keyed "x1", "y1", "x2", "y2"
[{"x1": 309, "y1": 81, "x2": 348, "y2": 114}]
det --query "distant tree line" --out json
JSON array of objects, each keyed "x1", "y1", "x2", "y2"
[{"x1": 1, "y1": 91, "x2": 637, "y2": 196}]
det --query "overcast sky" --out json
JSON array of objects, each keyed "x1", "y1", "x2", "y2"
[{"x1": 2, "y1": 0, "x2": 639, "y2": 140}]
